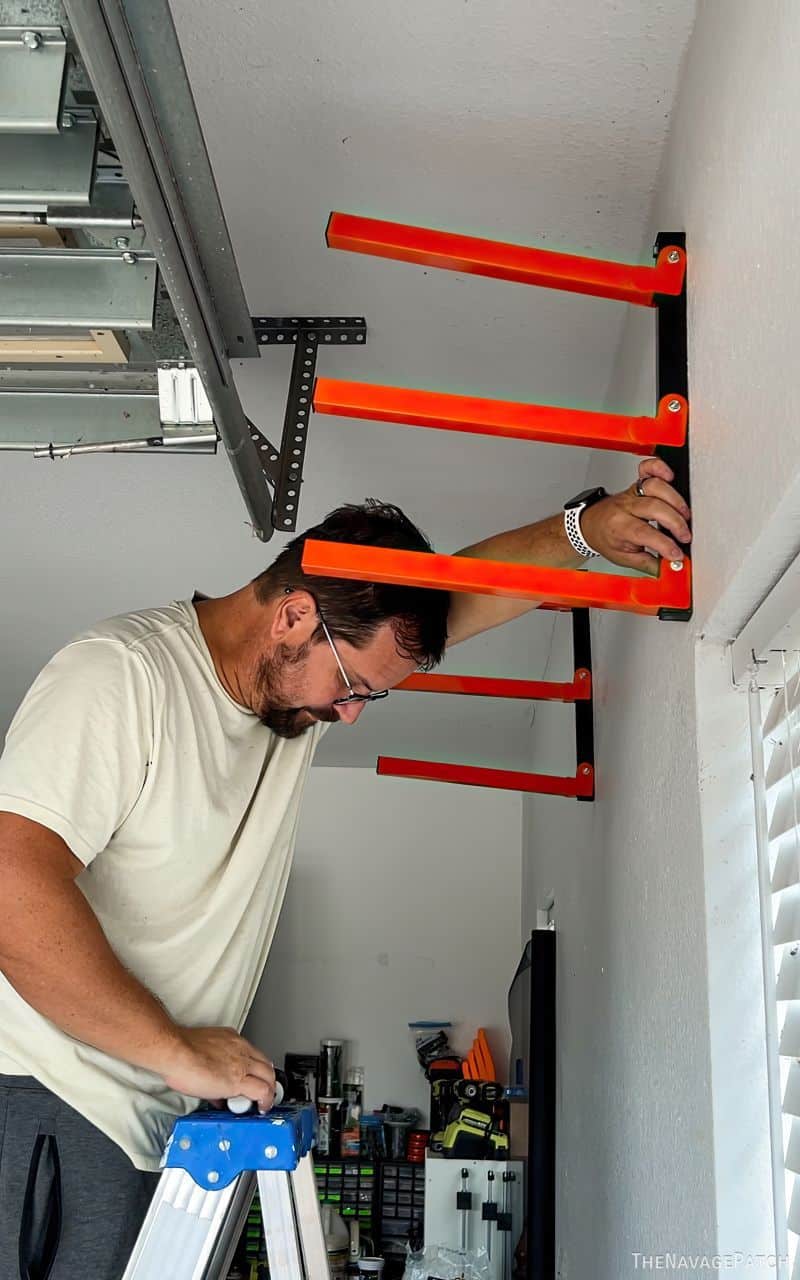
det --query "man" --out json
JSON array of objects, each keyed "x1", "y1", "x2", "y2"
[{"x1": 0, "y1": 458, "x2": 689, "y2": 1278}]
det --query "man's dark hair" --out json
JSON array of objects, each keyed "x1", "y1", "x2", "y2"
[{"x1": 253, "y1": 500, "x2": 450, "y2": 670}]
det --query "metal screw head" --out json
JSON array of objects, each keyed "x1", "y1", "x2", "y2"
[
  {"x1": 667, "y1": 249, "x2": 681, "y2": 263},
  {"x1": 60, "y1": 113, "x2": 75, "y2": 130},
  {"x1": 114, "y1": 236, "x2": 130, "y2": 250},
  {"x1": 264, "y1": 1145, "x2": 279, "y2": 1160},
  {"x1": 121, "y1": 251, "x2": 137, "y2": 265},
  {"x1": 178, "y1": 1137, "x2": 191, "y2": 1150},
  {"x1": 218, "y1": 1139, "x2": 231, "y2": 1152},
  {"x1": 22, "y1": 30, "x2": 41, "y2": 50},
  {"x1": 667, "y1": 399, "x2": 682, "y2": 413},
  {"x1": 670, "y1": 560, "x2": 684, "y2": 572},
  {"x1": 207, "y1": 1171, "x2": 220, "y2": 1184},
  {"x1": 580, "y1": 765, "x2": 592, "y2": 776}
]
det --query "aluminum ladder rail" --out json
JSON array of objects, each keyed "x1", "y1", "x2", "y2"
[{"x1": 123, "y1": 1103, "x2": 329, "y2": 1280}]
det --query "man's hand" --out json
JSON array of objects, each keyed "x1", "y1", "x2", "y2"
[
  {"x1": 580, "y1": 457, "x2": 692, "y2": 577},
  {"x1": 163, "y1": 1026, "x2": 277, "y2": 1113},
  {"x1": 0, "y1": 814, "x2": 281, "y2": 1114},
  {"x1": 447, "y1": 457, "x2": 692, "y2": 644}
]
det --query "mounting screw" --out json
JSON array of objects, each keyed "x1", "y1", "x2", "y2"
[
  {"x1": 218, "y1": 1139, "x2": 231, "y2": 1152},
  {"x1": 60, "y1": 113, "x2": 75, "y2": 130},
  {"x1": 264, "y1": 1145, "x2": 278, "y2": 1160},
  {"x1": 178, "y1": 1137, "x2": 191, "y2": 1150},
  {"x1": 114, "y1": 236, "x2": 130, "y2": 250},
  {"x1": 667, "y1": 249, "x2": 681, "y2": 263},
  {"x1": 207, "y1": 1171, "x2": 220, "y2": 1184},
  {"x1": 670, "y1": 560, "x2": 684, "y2": 572},
  {"x1": 21, "y1": 29, "x2": 41, "y2": 50},
  {"x1": 121, "y1": 251, "x2": 137, "y2": 265},
  {"x1": 667, "y1": 399, "x2": 681, "y2": 413},
  {"x1": 580, "y1": 765, "x2": 592, "y2": 776}
]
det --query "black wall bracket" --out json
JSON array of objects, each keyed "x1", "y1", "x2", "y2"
[
  {"x1": 572, "y1": 608, "x2": 595, "y2": 802},
  {"x1": 653, "y1": 231, "x2": 691, "y2": 622},
  {"x1": 250, "y1": 316, "x2": 367, "y2": 532}
]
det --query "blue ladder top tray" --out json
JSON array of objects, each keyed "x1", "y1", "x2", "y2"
[{"x1": 161, "y1": 1103, "x2": 316, "y2": 1189}]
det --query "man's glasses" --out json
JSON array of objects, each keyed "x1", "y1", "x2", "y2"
[{"x1": 318, "y1": 616, "x2": 390, "y2": 707}]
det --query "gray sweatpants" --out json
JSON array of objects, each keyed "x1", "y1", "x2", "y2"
[{"x1": 0, "y1": 1075, "x2": 159, "y2": 1280}]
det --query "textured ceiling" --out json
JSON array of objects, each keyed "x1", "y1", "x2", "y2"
[{"x1": 0, "y1": 0, "x2": 696, "y2": 770}]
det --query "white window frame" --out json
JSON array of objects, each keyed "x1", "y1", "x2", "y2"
[{"x1": 732, "y1": 551, "x2": 800, "y2": 1280}]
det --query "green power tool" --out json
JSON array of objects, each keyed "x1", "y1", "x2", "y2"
[{"x1": 435, "y1": 1104, "x2": 510, "y2": 1159}]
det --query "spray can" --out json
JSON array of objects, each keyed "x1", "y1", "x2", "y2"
[
  {"x1": 341, "y1": 1066, "x2": 364, "y2": 1158},
  {"x1": 316, "y1": 1097, "x2": 343, "y2": 1158}
]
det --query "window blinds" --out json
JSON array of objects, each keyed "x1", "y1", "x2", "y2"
[{"x1": 751, "y1": 653, "x2": 800, "y2": 1279}]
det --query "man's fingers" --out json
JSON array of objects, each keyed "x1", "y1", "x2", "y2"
[
  {"x1": 618, "y1": 550, "x2": 661, "y2": 578},
  {"x1": 239, "y1": 1038, "x2": 274, "y2": 1073},
  {"x1": 238, "y1": 1072, "x2": 276, "y2": 1114},
  {"x1": 636, "y1": 476, "x2": 691, "y2": 521},
  {"x1": 632, "y1": 498, "x2": 691, "y2": 546},
  {"x1": 638, "y1": 456, "x2": 674, "y2": 483},
  {"x1": 242, "y1": 1057, "x2": 275, "y2": 1091},
  {"x1": 620, "y1": 516, "x2": 684, "y2": 562}
]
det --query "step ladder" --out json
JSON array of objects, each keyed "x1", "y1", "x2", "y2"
[{"x1": 123, "y1": 1104, "x2": 328, "y2": 1280}]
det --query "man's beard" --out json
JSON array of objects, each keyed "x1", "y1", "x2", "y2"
[{"x1": 254, "y1": 642, "x2": 338, "y2": 739}]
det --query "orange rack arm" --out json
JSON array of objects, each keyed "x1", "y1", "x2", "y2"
[
  {"x1": 397, "y1": 671, "x2": 591, "y2": 702},
  {"x1": 326, "y1": 212, "x2": 685, "y2": 307},
  {"x1": 377, "y1": 757, "x2": 595, "y2": 798},
  {"x1": 313, "y1": 379, "x2": 687, "y2": 455},
  {"x1": 302, "y1": 540, "x2": 691, "y2": 618}
]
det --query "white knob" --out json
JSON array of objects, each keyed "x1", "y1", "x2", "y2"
[{"x1": 227, "y1": 1080, "x2": 284, "y2": 1113}]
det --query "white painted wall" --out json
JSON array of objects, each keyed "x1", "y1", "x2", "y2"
[
  {"x1": 246, "y1": 767, "x2": 523, "y2": 1119},
  {"x1": 522, "y1": 4, "x2": 800, "y2": 1276}
]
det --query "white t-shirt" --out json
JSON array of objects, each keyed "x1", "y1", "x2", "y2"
[{"x1": 0, "y1": 600, "x2": 325, "y2": 1169}]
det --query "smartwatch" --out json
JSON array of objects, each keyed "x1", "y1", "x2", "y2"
[{"x1": 563, "y1": 487, "x2": 607, "y2": 559}]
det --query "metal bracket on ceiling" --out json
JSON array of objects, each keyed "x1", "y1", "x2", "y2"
[
  {"x1": 60, "y1": 0, "x2": 275, "y2": 538},
  {"x1": 0, "y1": 362, "x2": 217, "y2": 455},
  {"x1": 250, "y1": 317, "x2": 367, "y2": 533},
  {"x1": 0, "y1": 26, "x2": 68, "y2": 134}
]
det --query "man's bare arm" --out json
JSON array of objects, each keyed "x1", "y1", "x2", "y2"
[
  {"x1": 0, "y1": 812, "x2": 276, "y2": 1108},
  {"x1": 446, "y1": 458, "x2": 692, "y2": 645}
]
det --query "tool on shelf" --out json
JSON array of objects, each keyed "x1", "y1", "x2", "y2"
[
  {"x1": 482, "y1": 1169, "x2": 497, "y2": 1261},
  {"x1": 457, "y1": 1168, "x2": 472, "y2": 1253}
]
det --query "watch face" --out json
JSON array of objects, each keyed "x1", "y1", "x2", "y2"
[{"x1": 564, "y1": 486, "x2": 607, "y2": 510}]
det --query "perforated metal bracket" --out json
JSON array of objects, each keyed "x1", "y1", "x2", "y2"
[
  {"x1": 251, "y1": 317, "x2": 367, "y2": 532},
  {"x1": 245, "y1": 416, "x2": 281, "y2": 489}
]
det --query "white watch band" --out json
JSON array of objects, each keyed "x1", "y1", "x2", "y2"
[{"x1": 564, "y1": 505, "x2": 599, "y2": 559}]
